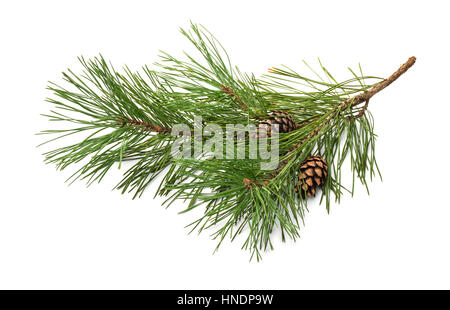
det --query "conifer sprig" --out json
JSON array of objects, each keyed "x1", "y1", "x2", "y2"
[{"x1": 40, "y1": 23, "x2": 415, "y2": 260}]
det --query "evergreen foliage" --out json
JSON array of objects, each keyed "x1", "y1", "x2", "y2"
[{"x1": 40, "y1": 23, "x2": 415, "y2": 260}]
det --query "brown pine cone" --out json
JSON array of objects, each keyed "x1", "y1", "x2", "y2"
[
  {"x1": 295, "y1": 156, "x2": 328, "y2": 197},
  {"x1": 255, "y1": 110, "x2": 297, "y2": 138}
]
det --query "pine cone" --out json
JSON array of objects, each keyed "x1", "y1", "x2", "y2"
[
  {"x1": 295, "y1": 156, "x2": 328, "y2": 197},
  {"x1": 256, "y1": 110, "x2": 297, "y2": 138}
]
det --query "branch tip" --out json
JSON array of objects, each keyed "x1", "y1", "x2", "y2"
[{"x1": 346, "y1": 56, "x2": 416, "y2": 108}]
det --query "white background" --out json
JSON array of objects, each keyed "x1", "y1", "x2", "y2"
[{"x1": 1, "y1": 0, "x2": 449, "y2": 289}]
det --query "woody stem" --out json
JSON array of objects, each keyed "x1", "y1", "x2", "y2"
[{"x1": 254, "y1": 56, "x2": 417, "y2": 186}]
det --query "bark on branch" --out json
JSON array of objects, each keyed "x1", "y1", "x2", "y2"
[
  {"x1": 345, "y1": 56, "x2": 416, "y2": 108},
  {"x1": 119, "y1": 117, "x2": 171, "y2": 134}
]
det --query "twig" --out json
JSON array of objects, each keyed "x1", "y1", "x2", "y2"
[
  {"x1": 346, "y1": 99, "x2": 370, "y2": 120},
  {"x1": 345, "y1": 56, "x2": 416, "y2": 108},
  {"x1": 119, "y1": 117, "x2": 171, "y2": 134},
  {"x1": 243, "y1": 178, "x2": 268, "y2": 189},
  {"x1": 246, "y1": 56, "x2": 416, "y2": 186},
  {"x1": 220, "y1": 84, "x2": 249, "y2": 110}
]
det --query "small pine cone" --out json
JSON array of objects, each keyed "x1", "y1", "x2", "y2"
[
  {"x1": 255, "y1": 110, "x2": 297, "y2": 138},
  {"x1": 295, "y1": 156, "x2": 328, "y2": 198}
]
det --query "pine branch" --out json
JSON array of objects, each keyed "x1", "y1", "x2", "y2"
[
  {"x1": 259, "y1": 56, "x2": 416, "y2": 183},
  {"x1": 40, "y1": 22, "x2": 416, "y2": 261}
]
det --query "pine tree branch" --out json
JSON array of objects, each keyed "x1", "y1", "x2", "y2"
[
  {"x1": 40, "y1": 21, "x2": 416, "y2": 260},
  {"x1": 249, "y1": 56, "x2": 416, "y2": 186}
]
